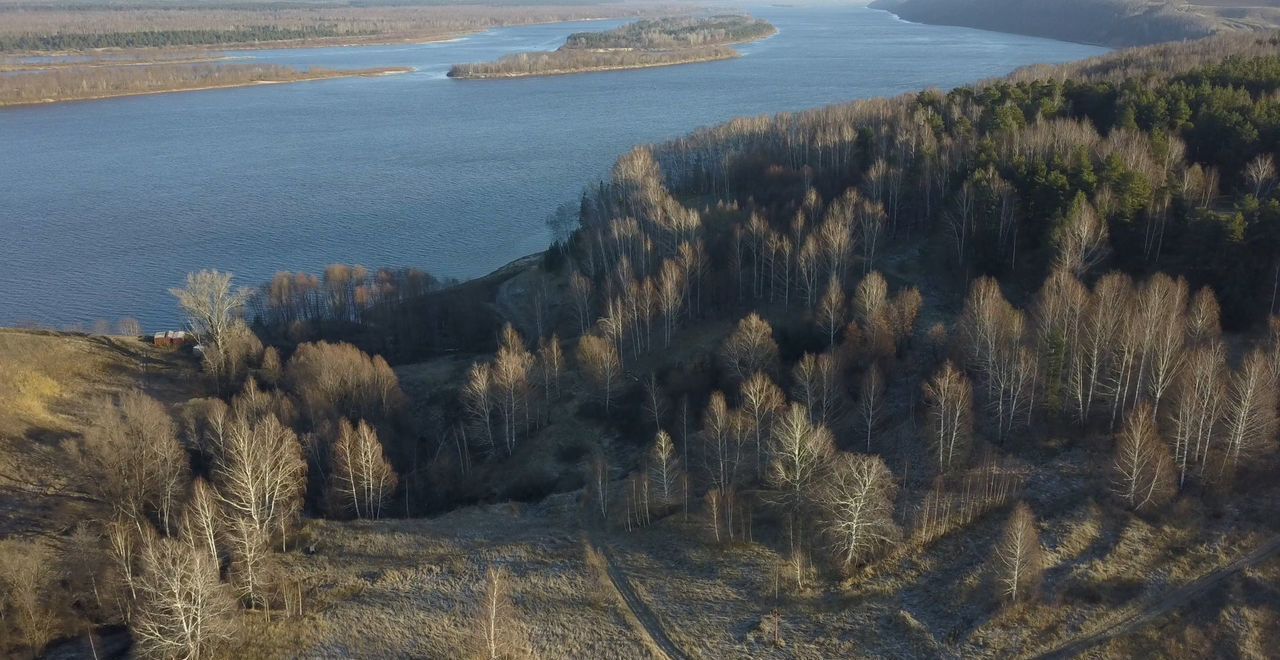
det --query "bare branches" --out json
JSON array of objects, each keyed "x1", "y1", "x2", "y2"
[
  {"x1": 0, "y1": 540, "x2": 60, "y2": 654},
  {"x1": 1113, "y1": 403, "x2": 1174, "y2": 511},
  {"x1": 463, "y1": 363, "x2": 496, "y2": 453},
  {"x1": 578, "y1": 334, "x2": 622, "y2": 412},
  {"x1": 923, "y1": 362, "x2": 974, "y2": 473},
  {"x1": 473, "y1": 566, "x2": 527, "y2": 660},
  {"x1": 330, "y1": 419, "x2": 398, "y2": 520},
  {"x1": 721, "y1": 313, "x2": 779, "y2": 382},
  {"x1": 647, "y1": 430, "x2": 683, "y2": 511},
  {"x1": 739, "y1": 371, "x2": 785, "y2": 480},
  {"x1": 818, "y1": 453, "x2": 899, "y2": 571},
  {"x1": 132, "y1": 537, "x2": 236, "y2": 660},
  {"x1": 1245, "y1": 153, "x2": 1276, "y2": 198},
  {"x1": 817, "y1": 277, "x2": 846, "y2": 349},
  {"x1": 77, "y1": 392, "x2": 189, "y2": 533},
  {"x1": 857, "y1": 364, "x2": 886, "y2": 452},
  {"x1": 1054, "y1": 194, "x2": 1110, "y2": 277},
  {"x1": 1221, "y1": 349, "x2": 1277, "y2": 477},
  {"x1": 1169, "y1": 342, "x2": 1226, "y2": 486},
  {"x1": 766, "y1": 404, "x2": 835, "y2": 518},
  {"x1": 170, "y1": 270, "x2": 251, "y2": 347},
  {"x1": 284, "y1": 341, "x2": 405, "y2": 429},
  {"x1": 993, "y1": 502, "x2": 1042, "y2": 605}
]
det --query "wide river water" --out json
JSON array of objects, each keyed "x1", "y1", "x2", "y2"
[{"x1": 0, "y1": 5, "x2": 1106, "y2": 329}]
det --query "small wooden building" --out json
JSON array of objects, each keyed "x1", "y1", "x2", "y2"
[{"x1": 153, "y1": 330, "x2": 194, "y2": 349}]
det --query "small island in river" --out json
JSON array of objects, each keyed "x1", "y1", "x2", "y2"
[{"x1": 447, "y1": 14, "x2": 776, "y2": 79}]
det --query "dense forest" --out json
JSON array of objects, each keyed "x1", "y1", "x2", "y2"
[
  {"x1": 5, "y1": 28, "x2": 1280, "y2": 660},
  {"x1": 448, "y1": 13, "x2": 773, "y2": 78}
]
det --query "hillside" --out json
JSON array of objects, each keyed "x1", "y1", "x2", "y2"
[
  {"x1": 5, "y1": 28, "x2": 1280, "y2": 660},
  {"x1": 870, "y1": 0, "x2": 1280, "y2": 47}
]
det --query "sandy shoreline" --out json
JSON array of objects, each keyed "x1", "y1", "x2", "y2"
[
  {"x1": 0, "y1": 67, "x2": 412, "y2": 109},
  {"x1": 449, "y1": 52, "x2": 740, "y2": 79}
]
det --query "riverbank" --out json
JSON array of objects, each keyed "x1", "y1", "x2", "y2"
[
  {"x1": 868, "y1": 0, "x2": 1279, "y2": 48},
  {"x1": 0, "y1": 67, "x2": 411, "y2": 109}
]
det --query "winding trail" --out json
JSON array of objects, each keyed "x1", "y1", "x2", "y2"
[
  {"x1": 1033, "y1": 534, "x2": 1280, "y2": 659},
  {"x1": 587, "y1": 537, "x2": 689, "y2": 660}
]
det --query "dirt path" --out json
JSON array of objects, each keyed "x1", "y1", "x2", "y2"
[
  {"x1": 587, "y1": 538, "x2": 689, "y2": 660},
  {"x1": 1033, "y1": 534, "x2": 1280, "y2": 659}
]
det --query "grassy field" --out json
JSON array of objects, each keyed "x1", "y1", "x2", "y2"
[
  {"x1": 214, "y1": 478, "x2": 1280, "y2": 657},
  {"x1": 0, "y1": 329, "x2": 196, "y2": 538}
]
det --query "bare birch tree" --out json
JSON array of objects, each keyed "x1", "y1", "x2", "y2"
[
  {"x1": 131, "y1": 537, "x2": 236, "y2": 660},
  {"x1": 209, "y1": 411, "x2": 305, "y2": 604},
  {"x1": 923, "y1": 362, "x2": 973, "y2": 473},
  {"x1": 330, "y1": 419, "x2": 399, "y2": 520},
  {"x1": 170, "y1": 269, "x2": 251, "y2": 347},
  {"x1": 1169, "y1": 343, "x2": 1226, "y2": 486},
  {"x1": 739, "y1": 371, "x2": 785, "y2": 478},
  {"x1": 818, "y1": 453, "x2": 899, "y2": 571},
  {"x1": 493, "y1": 325, "x2": 534, "y2": 454},
  {"x1": 473, "y1": 566, "x2": 526, "y2": 660},
  {"x1": 1221, "y1": 349, "x2": 1277, "y2": 477},
  {"x1": 1245, "y1": 153, "x2": 1276, "y2": 198},
  {"x1": 817, "y1": 276, "x2": 846, "y2": 348},
  {"x1": 721, "y1": 313, "x2": 779, "y2": 382},
  {"x1": 578, "y1": 334, "x2": 622, "y2": 412},
  {"x1": 1113, "y1": 403, "x2": 1175, "y2": 511},
  {"x1": 1054, "y1": 195, "x2": 1110, "y2": 276},
  {"x1": 569, "y1": 272, "x2": 594, "y2": 335},
  {"x1": 538, "y1": 335, "x2": 564, "y2": 403},
  {"x1": 462, "y1": 363, "x2": 496, "y2": 453},
  {"x1": 647, "y1": 430, "x2": 683, "y2": 511},
  {"x1": 180, "y1": 477, "x2": 222, "y2": 567},
  {"x1": 993, "y1": 502, "x2": 1042, "y2": 605},
  {"x1": 78, "y1": 392, "x2": 190, "y2": 533},
  {"x1": 767, "y1": 404, "x2": 835, "y2": 553},
  {"x1": 857, "y1": 364, "x2": 886, "y2": 451}
]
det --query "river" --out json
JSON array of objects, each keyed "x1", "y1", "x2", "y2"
[{"x1": 0, "y1": 4, "x2": 1106, "y2": 329}]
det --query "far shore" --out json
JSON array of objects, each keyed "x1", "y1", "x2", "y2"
[
  {"x1": 0, "y1": 67, "x2": 412, "y2": 109},
  {"x1": 0, "y1": 13, "x2": 650, "y2": 61}
]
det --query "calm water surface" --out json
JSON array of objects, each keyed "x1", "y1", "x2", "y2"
[{"x1": 0, "y1": 5, "x2": 1106, "y2": 329}]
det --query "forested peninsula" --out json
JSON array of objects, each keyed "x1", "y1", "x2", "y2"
[
  {"x1": 447, "y1": 14, "x2": 775, "y2": 79},
  {"x1": 870, "y1": 0, "x2": 1280, "y2": 47}
]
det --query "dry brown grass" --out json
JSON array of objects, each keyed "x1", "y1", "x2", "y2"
[
  {"x1": 0, "y1": 330, "x2": 197, "y2": 538},
  {"x1": 234, "y1": 499, "x2": 649, "y2": 658}
]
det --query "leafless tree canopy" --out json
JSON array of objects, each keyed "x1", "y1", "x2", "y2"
[
  {"x1": 993, "y1": 501, "x2": 1043, "y2": 605},
  {"x1": 132, "y1": 537, "x2": 237, "y2": 660},
  {"x1": 818, "y1": 453, "x2": 900, "y2": 571},
  {"x1": 170, "y1": 270, "x2": 251, "y2": 347},
  {"x1": 76, "y1": 392, "x2": 190, "y2": 533},
  {"x1": 1113, "y1": 402, "x2": 1175, "y2": 511},
  {"x1": 923, "y1": 362, "x2": 974, "y2": 473},
  {"x1": 330, "y1": 419, "x2": 399, "y2": 519}
]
